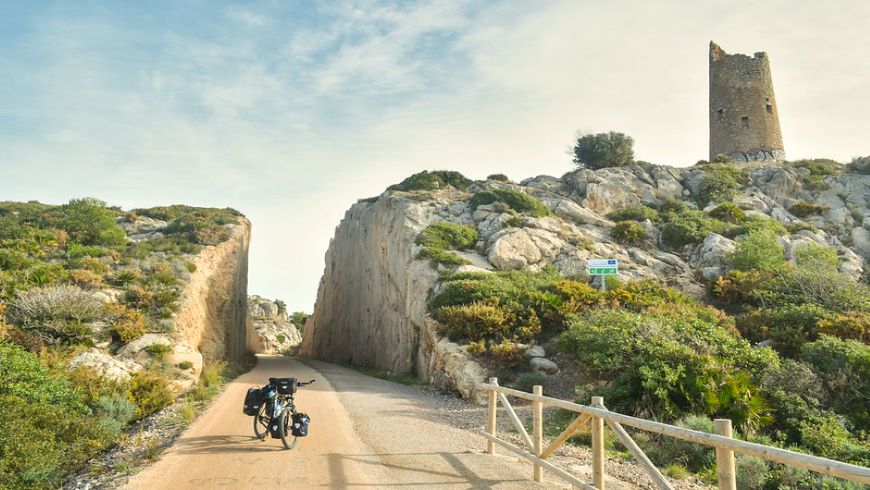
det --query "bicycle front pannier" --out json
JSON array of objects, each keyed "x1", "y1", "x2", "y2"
[
  {"x1": 243, "y1": 387, "x2": 264, "y2": 416},
  {"x1": 270, "y1": 377, "x2": 297, "y2": 395},
  {"x1": 291, "y1": 413, "x2": 310, "y2": 437}
]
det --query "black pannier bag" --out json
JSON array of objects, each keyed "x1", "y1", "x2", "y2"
[
  {"x1": 243, "y1": 387, "x2": 264, "y2": 416},
  {"x1": 291, "y1": 413, "x2": 311, "y2": 437},
  {"x1": 269, "y1": 377, "x2": 297, "y2": 395}
]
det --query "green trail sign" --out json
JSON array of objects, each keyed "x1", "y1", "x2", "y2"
[{"x1": 587, "y1": 259, "x2": 619, "y2": 276}]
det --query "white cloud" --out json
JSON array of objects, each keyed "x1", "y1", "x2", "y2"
[{"x1": 225, "y1": 6, "x2": 269, "y2": 27}]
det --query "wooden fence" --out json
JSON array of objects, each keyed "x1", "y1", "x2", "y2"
[{"x1": 479, "y1": 378, "x2": 870, "y2": 490}]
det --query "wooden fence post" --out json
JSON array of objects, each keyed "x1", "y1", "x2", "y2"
[
  {"x1": 533, "y1": 385, "x2": 544, "y2": 482},
  {"x1": 591, "y1": 396, "x2": 605, "y2": 489},
  {"x1": 714, "y1": 419, "x2": 737, "y2": 490},
  {"x1": 486, "y1": 377, "x2": 498, "y2": 454}
]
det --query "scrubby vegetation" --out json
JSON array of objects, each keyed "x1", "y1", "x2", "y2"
[
  {"x1": 469, "y1": 188, "x2": 551, "y2": 217},
  {"x1": 388, "y1": 170, "x2": 472, "y2": 192},
  {"x1": 571, "y1": 131, "x2": 635, "y2": 169},
  {"x1": 789, "y1": 201, "x2": 827, "y2": 218},
  {"x1": 610, "y1": 221, "x2": 646, "y2": 245},
  {"x1": 415, "y1": 222, "x2": 478, "y2": 267},
  {"x1": 430, "y1": 258, "x2": 869, "y2": 487},
  {"x1": 696, "y1": 165, "x2": 750, "y2": 206},
  {"x1": 0, "y1": 198, "x2": 242, "y2": 488}
]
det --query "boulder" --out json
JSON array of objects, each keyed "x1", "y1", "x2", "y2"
[
  {"x1": 488, "y1": 228, "x2": 544, "y2": 270},
  {"x1": 530, "y1": 357, "x2": 560, "y2": 375},
  {"x1": 524, "y1": 345, "x2": 546, "y2": 359},
  {"x1": 117, "y1": 334, "x2": 173, "y2": 359},
  {"x1": 166, "y1": 343, "x2": 204, "y2": 376},
  {"x1": 69, "y1": 349, "x2": 142, "y2": 382},
  {"x1": 851, "y1": 227, "x2": 870, "y2": 259}
]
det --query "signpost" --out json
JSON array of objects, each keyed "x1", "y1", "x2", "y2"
[{"x1": 587, "y1": 258, "x2": 618, "y2": 291}]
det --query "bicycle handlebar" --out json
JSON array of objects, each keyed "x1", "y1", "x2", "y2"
[{"x1": 297, "y1": 379, "x2": 316, "y2": 387}]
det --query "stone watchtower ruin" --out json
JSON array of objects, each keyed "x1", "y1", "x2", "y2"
[{"x1": 709, "y1": 41, "x2": 785, "y2": 162}]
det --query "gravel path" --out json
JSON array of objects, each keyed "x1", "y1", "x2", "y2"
[{"x1": 121, "y1": 356, "x2": 709, "y2": 489}]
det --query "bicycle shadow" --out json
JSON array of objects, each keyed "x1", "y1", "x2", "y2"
[{"x1": 170, "y1": 434, "x2": 286, "y2": 454}]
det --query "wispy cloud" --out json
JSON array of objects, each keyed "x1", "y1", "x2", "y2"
[{"x1": 225, "y1": 5, "x2": 269, "y2": 27}]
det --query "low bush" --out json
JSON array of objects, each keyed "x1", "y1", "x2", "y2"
[
  {"x1": 177, "y1": 360, "x2": 194, "y2": 370},
  {"x1": 469, "y1": 189, "x2": 550, "y2": 217},
  {"x1": 9, "y1": 285, "x2": 106, "y2": 344},
  {"x1": 800, "y1": 336, "x2": 870, "y2": 432},
  {"x1": 708, "y1": 202, "x2": 746, "y2": 223},
  {"x1": 42, "y1": 198, "x2": 127, "y2": 247},
  {"x1": 736, "y1": 455, "x2": 770, "y2": 490},
  {"x1": 486, "y1": 173, "x2": 511, "y2": 182},
  {"x1": 727, "y1": 230, "x2": 785, "y2": 272},
  {"x1": 791, "y1": 158, "x2": 842, "y2": 176},
  {"x1": 107, "y1": 305, "x2": 146, "y2": 343},
  {"x1": 415, "y1": 222, "x2": 478, "y2": 250},
  {"x1": 512, "y1": 371, "x2": 548, "y2": 392},
  {"x1": 643, "y1": 415, "x2": 716, "y2": 472},
  {"x1": 387, "y1": 170, "x2": 472, "y2": 192},
  {"x1": 788, "y1": 201, "x2": 827, "y2": 218},
  {"x1": 128, "y1": 369, "x2": 175, "y2": 419},
  {"x1": 816, "y1": 312, "x2": 870, "y2": 343},
  {"x1": 697, "y1": 165, "x2": 749, "y2": 206},
  {"x1": 489, "y1": 339, "x2": 525, "y2": 366},
  {"x1": 606, "y1": 206, "x2": 659, "y2": 222},
  {"x1": 0, "y1": 342, "x2": 113, "y2": 489},
  {"x1": 660, "y1": 210, "x2": 713, "y2": 248},
  {"x1": 417, "y1": 247, "x2": 470, "y2": 266},
  {"x1": 67, "y1": 268, "x2": 104, "y2": 288},
  {"x1": 610, "y1": 221, "x2": 646, "y2": 245}
]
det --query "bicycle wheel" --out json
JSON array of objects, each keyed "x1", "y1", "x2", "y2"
[
  {"x1": 277, "y1": 410, "x2": 298, "y2": 450},
  {"x1": 253, "y1": 404, "x2": 269, "y2": 440}
]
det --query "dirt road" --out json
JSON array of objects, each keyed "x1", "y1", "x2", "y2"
[{"x1": 125, "y1": 356, "x2": 556, "y2": 489}]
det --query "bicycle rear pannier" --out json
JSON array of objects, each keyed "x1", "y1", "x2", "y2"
[
  {"x1": 243, "y1": 387, "x2": 265, "y2": 416},
  {"x1": 269, "y1": 377, "x2": 297, "y2": 395},
  {"x1": 291, "y1": 413, "x2": 311, "y2": 437}
]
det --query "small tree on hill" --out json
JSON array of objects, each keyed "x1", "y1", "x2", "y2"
[{"x1": 571, "y1": 131, "x2": 635, "y2": 169}]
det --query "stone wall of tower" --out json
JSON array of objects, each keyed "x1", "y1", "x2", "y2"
[{"x1": 709, "y1": 41, "x2": 785, "y2": 162}]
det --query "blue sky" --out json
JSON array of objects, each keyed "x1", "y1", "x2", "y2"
[{"x1": 2, "y1": 0, "x2": 869, "y2": 310}]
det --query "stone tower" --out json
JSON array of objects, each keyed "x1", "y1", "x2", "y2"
[{"x1": 709, "y1": 41, "x2": 785, "y2": 162}]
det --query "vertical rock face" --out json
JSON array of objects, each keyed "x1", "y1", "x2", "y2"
[
  {"x1": 174, "y1": 219, "x2": 253, "y2": 364},
  {"x1": 300, "y1": 195, "x2": 440, "y2": 374}
]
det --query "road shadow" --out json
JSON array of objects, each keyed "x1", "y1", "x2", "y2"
[
  {"x1": 171, "y1": 434, "x2": 286, "y2": 455},
  {"x1": 326, "y1": 451, "x2": 540, "y2": 488}
]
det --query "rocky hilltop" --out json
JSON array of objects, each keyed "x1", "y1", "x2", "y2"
[
  {"x1": 301, "y1": 160, "x2": 870, "y2": 401},
  {"x1": 247, "y1": 295, "x2": 303, "y2": 354}
]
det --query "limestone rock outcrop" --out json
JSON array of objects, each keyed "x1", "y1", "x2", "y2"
[
  {"x1": 302, "y1": 162, "x2": 869, "y2": 402},
  {"x1": 247, "y1": 295, "x2": 302, "y2": 354}
]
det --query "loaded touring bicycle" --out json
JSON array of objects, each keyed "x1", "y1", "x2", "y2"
[{"x1": 243, "y1": 377, "x2": 314, "y2": 449}]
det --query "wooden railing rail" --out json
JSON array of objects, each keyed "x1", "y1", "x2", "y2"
[{"x1": 478, "y1": 379, "x2": 870, "y2": 489}]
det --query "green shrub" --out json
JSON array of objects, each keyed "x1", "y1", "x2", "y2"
[
  {"x1": 128, "y1": 369, "x2": 175, "y2": 419},
  {"x1": 289, "y1": 311, "x2": 309, "y2": 330},
  {"x1": 387, "y1": 170, "x2": 472, "y2": 192},
  {"x1": 727, "y1": 230, "x2": 785, "y2": 272},
  {"x1": 177, "y1": 360, "x2": 194, "y2": 370},
  {"x1": 791, "y1": 158, "x2": 842, "y2": 176},
  {"x1": 643, "y1": 415, "x2": 716, "y2": 472},
  {"x1": 708, "y1": 202, "x2": 746, "y2": 223},
  {"x1": 786, "y1": 221, "x2": 818, "y2": 234},
  {"x1": 93, "y1": 394, "x2": 136, "y2": 436},
  {"x1": 415, "y1": 222, "x2": 478, "y2": 250},
  {"x1": 417, "y1": 247, "x2": 470, "y2": 266},
  {"x1": 664, "y1": 464, "x2": 689, "y2": 479},
  {"x1": 434, "y1": 302, "x2": 513, "y2": 342},
  {"x1": 610, "y1": 220, "x2": 646, "y2": 245},
  {"x1": 107, "y1": 305, "x2": 146, "y2": 343},
  {"x1": 276, "y1": 334, "x2": 286, "y2": 343},
  {"x1": 571, "y1": 131, "x2": 635, "y2": 169},
  {"x1": 486, "y1": 173, "x2": 511, "y2": 182},
  {"x1": 789, "y1": 201, "x2": 827, "y2": 218},
  {"x1": 0, "y1": 342, "x2": 113, "y2": 489},
  {"x1": 512, "y1": 371, "x2": 549, "y2": 392},
  {"x1": 660, "y1": 210, "x2": 713, "y2": 248},
  {"x1": 697, "y1": 165, "x2": 749, "y2": 206},
  {"x1": 817, "y1": 312, "x2": 870, "y2": 343},
  {"x1": 794, "y1": 243, "x2": 839, "y2": 268},
  {"x1": 40, "y1": 198, "x2": 127, "y2": 247},
  {"x1": 67, "y1": 243, "x2": 107, "y2": 258},
  {"x1": 469, "y1": 189, "x2": 550, "y2": 217},
  {"x1": 145, "y1": 343, "x2": 173, "y2": 359},
  {"x1": 736, "y1": 455, "x2": 769, "y2": 490},
  {"x1": 607, "y1": 206, "x2": 659, "y2": 222},
  {"x1": 503, "y1": 215, "x2": 525, "y2": 228},
  {"x1": 800, "y1": 336, "x2": 870, "y2": 431},
  {"x1": 489, "y1": 339, "x2": 525, "y2": 366},
  {"x1": 9, "y1": 285, "x2": 105, "y2": 344}
]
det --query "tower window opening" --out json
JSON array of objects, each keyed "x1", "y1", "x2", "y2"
[
  {"x1": 766, "y1": 104, "x2": 773, "y2": 114},
  {"x1": 741, "y1": 116, "x2": 750, "y2": 128},
  {"x1": 717, "y1": 108, "x2": 724, "y2": 121}
]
